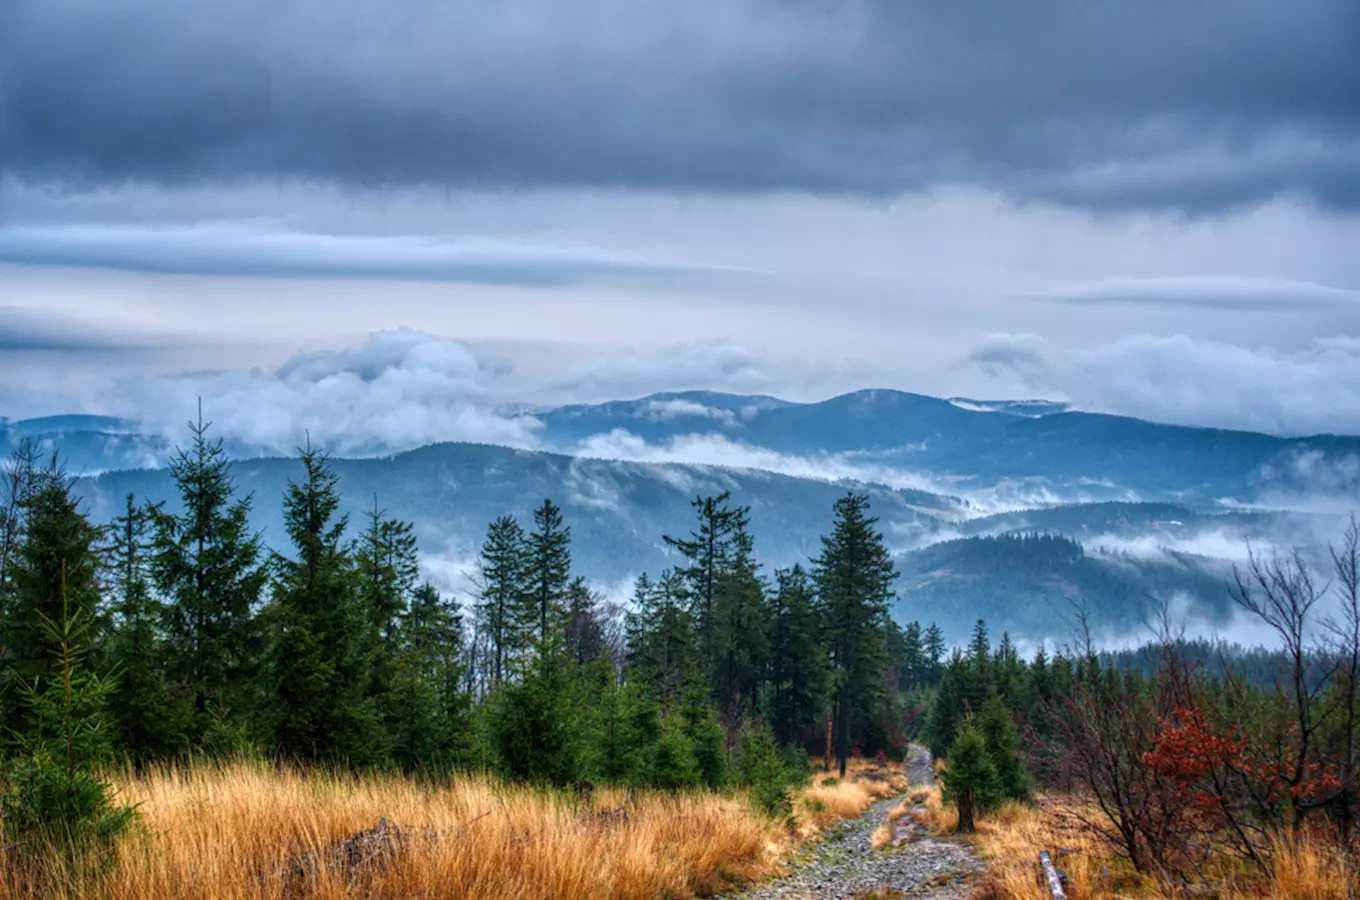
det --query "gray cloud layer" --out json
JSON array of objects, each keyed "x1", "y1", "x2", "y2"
[
  {"x1": 3, "y1": 0, "x2": 1357, "y2": 212},
  {"x1": 0, "y1": 223, "x2": 730, "y2": 284},
  {"x1": 1028, "y1": 277, "x2": 1360, "y2": 311}
]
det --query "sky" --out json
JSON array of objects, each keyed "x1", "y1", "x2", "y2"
[{"x1": 3, "y1": 0, "x2": 1360, "y2": 439}]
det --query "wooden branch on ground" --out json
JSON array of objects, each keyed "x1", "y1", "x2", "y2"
[{"x1": 1040, "y1": 850, "x2": 1067, "y2": 899}]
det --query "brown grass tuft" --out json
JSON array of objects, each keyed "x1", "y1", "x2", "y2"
[{"x1": 0, "y1": 757, "x2": 909, "y2": 900}]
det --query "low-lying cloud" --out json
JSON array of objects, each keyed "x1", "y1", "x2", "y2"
[
  {"x1": 966, "y1": 332, "x2": 1360, "y2": 436},
  {"x1": 100, "y1": 329, "x2": 540, "y2": 454}
]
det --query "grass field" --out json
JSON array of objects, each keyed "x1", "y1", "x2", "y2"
[
  {"x1": 0, "y1": 758, "x2": 906, "y2": 900},
  {"x1": 905, "y1": 786, "x2": 1356, "y2": 900}
]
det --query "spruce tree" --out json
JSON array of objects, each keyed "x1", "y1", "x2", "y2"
[
  {"x1": 523, "y1": 499, "x2": 571, "y2": 665},
  {"x1": 813, "y1": 493, "x2": 897, "y2": 777},
  {"x1": 2, "y1": 573, "x2": 135, "y2": 865},
  {"x1": 353, "y1": 502, "x2": 419, "y2": 744},
  {"x1": 979, "y1": 694, "x2": 1031, "y2": 803},
  {"x1": 150, "y1": 410, "x2": 266, "y2": 743},
  {"x1": 923, "y1": 623, "x2": 946, "y2": 684},
  {"x1": 942, "y1": 722, "x2": 1002, "y2": 832},
  {"x1": 564, "y1": 577, "x2": 607, "y2": 665},
  {"x1": 390, "y1": 582, "x2": 471, "y2": 772},
  {"x1": 474, "y1": 516, "x2": 529, "y2": 685},
  {"x1": 265, "y1": 445, "x2": 382, "y2": 765},
  {"x1": 2, "y1": 467, "x2": 105, "y2": 736},
  {"x1": 663, "y1": 493, "x2": 750, "y2": 670},
  {"x1": 626, "y1": 570, "x2": 697, "y2": 707},
  {"x1": 0, "y1": 439, "x2": 43, "y2": 616},
  {"x1": 106, "y1": 495, "x2": 186, "y2": 765},
  {"x1": 487, "y1": 664, "x2": 578, "y2": 785},
  {"x1": 767, "y1": 565, "x2": 828, "y2": 747},
  {"x1": 710, "y1": 524, "x2": 770, "y2": 722}
]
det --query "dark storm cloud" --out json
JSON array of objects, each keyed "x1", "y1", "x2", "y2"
[
  {"x1": 0, "y1": 223, "x2": 731, "y2": 284},
  {"x1": 1, "y1": 0, "x2": 1357, "y2": 212}
]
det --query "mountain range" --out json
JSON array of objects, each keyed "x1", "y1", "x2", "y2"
[{"x1": 5, "y1": 389, "x2": 1355, "y2": 643}]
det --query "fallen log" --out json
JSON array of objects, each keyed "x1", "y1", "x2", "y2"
[{"x1": 1039, "y1": 849, "x2": 1067, "y2": 899}]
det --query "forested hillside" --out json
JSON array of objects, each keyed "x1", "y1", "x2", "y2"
[{"x1": 895, "y1": 532, "x2": 1235, "y2": 640}]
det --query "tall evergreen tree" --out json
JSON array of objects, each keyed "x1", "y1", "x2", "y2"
[
  {"x1": 626, "y1": 570, "x2": 697, "y2": 707},
  {"x1": 523, "y1": 499, "x2": 571, "y2": 663},
  {"x1": 106, "y1": 495, "x2": 186, "y2": 764},
  {"x1": 353, "y1": 501, "x2": 419, "y2": 739},
  {"x1": 767, "y1": 565, "x2": 828, "y2": 746},
  {"x1": 710, "y1": 522, "x2": 770, "y2": 722},
  {"x1": 391, "y1": 583, "x2": 470, "y2": 772},
  {"x1": 663, "y1": 493, "x2": 750, "y2": 669},
  {"x1": 0, "y1": 439, "x2": 43, "y2": 615},
  {"x1": 2, "y1": 573, "x2": 135, "y2": 864},
  {"x1": 150, "y1": 410, "x2": 266, "y2": 741},
  {"x1": 265, "y1": 445, "x2": 382, "y2": 765},
  {"x1": 2, "y1": 467, "x2": 105, "y2": 736},
  {"x1": 474, "y1": 516, "x2": 529, "y2": 686},
  {"x1": 813, "y1": 492, "x2": 897, "y2": 777},
  {"x1": 564, "y1": 576, "x2": 607, "y2": 666}
]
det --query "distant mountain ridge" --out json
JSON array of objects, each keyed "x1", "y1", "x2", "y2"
[{"x1": 5, "y1": 388, "x2": 1351, "y2": 644}]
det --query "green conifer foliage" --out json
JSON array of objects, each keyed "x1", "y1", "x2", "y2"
[
  {"x1": 2, "y1": 561, "x2": 135, "y2": 866},
  {"x1": 663, "y1": 493, "x2": 751, "y2": 669},
  {"x1": 767, "y1": 565, "x2": 828, "y2": 747},
  {"x1": 813, "y1": 492, "x2": 897, "y2": 777},
  {"x1": 3, "y1": 469, "x2": 105, "y2": 737},
  {"x1": 941, "y1": 722, "x2": 1002, "y2": 832},
  {"x1": 265, "y1": 445, "x2": 382, "y2": 765},
  {"x1": 475, "y1": 516, "x2": 529, "y2": 686},
  {"x1": 979, "y1": 694, "x2": 1031, "y2": 803},
  {"x1": 106, "y1": 495, "x2": 187, "y2": 765},
  {"x1": 150, "y1": 412, "x2": 266, "y2": 742},
  {"x1": 523, "y1": 499, "x2": 571, "y2": 664}
]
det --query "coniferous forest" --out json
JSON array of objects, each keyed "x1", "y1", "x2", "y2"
[{"x1": 4, "y1": 418, "x2": 1360, "y2": 899}]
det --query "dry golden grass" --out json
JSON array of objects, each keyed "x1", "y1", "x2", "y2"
[
  {"x1": 793, "y1": 759, "x2": 907, "y2": 841},
  {"x1": 916, "y1": 792, "x2": 1360, "y2": 900},
  {"x1": 0, "y1": 757, "x2": 908, "y2": 900}
]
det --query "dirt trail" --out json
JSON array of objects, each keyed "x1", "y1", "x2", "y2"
[{"x1": 721, "y1": 744, "x2": 980, "y2": 900}]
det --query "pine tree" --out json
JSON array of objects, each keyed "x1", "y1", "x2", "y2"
[
  {"x1": 474, "y1": 516, "x2": 529, "y2": 686},
  {"x1": 710, "y1": 523, "x2": 770, "y2": 722},
  {"x1": 564, "y1": 577, "x2": 607, "y2": 665},
  {"x1": 582, "y1": 661, "x2": 653, "y2": 785},
  {"x1": 0, "y1": 439, "x2": 43, "y2": 616},
  {"x1": 487, "y1": 664, "x2": 578, "y2": 785},
  {"x1": 523, "y1": 499, "x2": 571, "y2": 664},
  {"x1": 353, "y1": 501, "x2": 419, "y2": 742},
  {"x1": 265, "y1": 445, "x2": 382, "y2": 765},
  {"x1": 813, "y1": 493, "x2": 897, "y2": 777},
  {"x1": 106, "y1": 495, "x2": 187, "y2": 765},
  {"x1": 767, "y1": 565, "x2": 828, "y2": 747},
  {"x1": 390, "y1": 583, "x2": 470, "y2": 772},
  {"x1": 150, "y1": 409, "x2": 266, "y2": 743},
  {"x1": 979, "y1": 694, "x2": 1031, "y2": 803},
  {"x1": 941, "y1": 721, "x2": 1002, "y2": 832},
  {"x1": 626, "y1": 570, "x2": 697, "y2": 707},
  {"x1": 2, "y1": 467, "x2": 105, "y2": 737},
  {"x1": 923, "y1": 623, "x2": 946, "y2": 684},
  {"x1": 900, "y1": 621, "x2": 926, "y2": 689},
  {"x1": 663, "y1": 493, "x2": 750, "y2": 670},
  {"x1": 2, "y1": 568, "x2": 135, "y2": 865}
]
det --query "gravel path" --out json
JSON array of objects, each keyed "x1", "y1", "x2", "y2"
[{"x1": 720, "y1": 745, "x2": 980, "y2": 900}]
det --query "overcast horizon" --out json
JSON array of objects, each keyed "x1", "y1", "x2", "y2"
[{"x1": 3, "y1": 0, "x2": 1360, "y2": 441}]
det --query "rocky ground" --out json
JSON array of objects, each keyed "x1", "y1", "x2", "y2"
[{"x1": 720, "y1": 745, "x2": 981, "y2": 900}]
